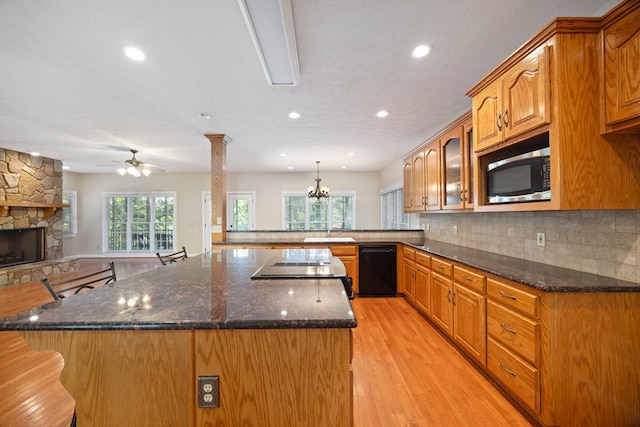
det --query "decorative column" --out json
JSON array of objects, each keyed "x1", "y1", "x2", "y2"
[{"x1": 205, "y1": 134, "x2": 231, "y2": 244}]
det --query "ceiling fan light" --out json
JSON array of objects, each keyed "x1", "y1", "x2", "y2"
[
  {"x1": 117, "y1": 168, "x2": 126, "y2": 176},
  {"x1": 142, "y1": 169, "x2": 151, "y2": 176}
]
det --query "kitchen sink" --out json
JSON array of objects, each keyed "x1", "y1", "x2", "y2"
[{"x1": 303, "y1": 237, "x2": 356, "y2": 243}]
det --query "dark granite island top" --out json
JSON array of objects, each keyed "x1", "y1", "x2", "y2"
[{"x1": 0, "y1": 248, "x2": 357, "y2": 331}]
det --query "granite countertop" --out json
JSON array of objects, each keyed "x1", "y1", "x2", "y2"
[
  {"x1": 0, "y1": 249, "x2": 357, "y2": 331},
  {"x1": 217, "y1": 237, "x2": 640, "y2": 293},
  {"x1": 404, "y1": 240, "x2": 640, "y2": 293}
]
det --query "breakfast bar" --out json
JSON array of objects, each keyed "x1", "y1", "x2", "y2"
[{"x1": 0, "y1": 249, "x2": 357, "y2": 427}]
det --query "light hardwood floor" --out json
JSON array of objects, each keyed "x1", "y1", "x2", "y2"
[{"x1": 1, "y1": 259, "x2": 536, "y2": 426}]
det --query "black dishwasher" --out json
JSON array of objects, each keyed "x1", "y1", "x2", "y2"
[{"x1": 358, "y1": 245, "x2": 397, "y2": 297}]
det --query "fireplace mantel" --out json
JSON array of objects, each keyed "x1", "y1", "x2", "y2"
[{"x1": 0, "y1": 202, "x2": 69, "y2": 220}]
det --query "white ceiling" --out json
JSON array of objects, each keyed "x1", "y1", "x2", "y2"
[{"x1": 0, "y1": 0, "x2": 620, "y2": 174}]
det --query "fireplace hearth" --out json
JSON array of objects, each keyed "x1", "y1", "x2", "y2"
[{"x1": 0, "y1": 228, "x2": 45, "y2": 268}]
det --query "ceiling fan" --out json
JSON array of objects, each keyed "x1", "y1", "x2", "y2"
[{"x1": 115, "y1": 149, "x2": 164, "y2": 177}]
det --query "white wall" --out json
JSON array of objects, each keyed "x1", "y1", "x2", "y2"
[
  {"x1": 227, "y1": 171, "x2": 381, "y2": 229},
  {"x1": 63, "y1": 172, "x2": 210, "y2": 256}
]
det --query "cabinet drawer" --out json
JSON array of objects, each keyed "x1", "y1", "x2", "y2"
[
  {"x1": 454, "y1": 265, "x2": 485, "y2": 293},
  {"x1": 330, "y1": 245, "x2": 357, "y2": 257},
  {"x1": 487, "y1": 301, "x2": 539, "y2": 366},
  {"x1": 415, "y1": 252, "x2": 431, "y2": 269},
  {"x1": 487, "y1": 338, "x2": 540, "y2": 413},
  {"x1": 431, "y1": 257, "x2": 453, "y2": 278},
  {"x1": 487, "y1": 278, "x2": 539, "y2": 319},
  {"x1": 402, "y1": 246, "x2": 416, "y2": 261}
]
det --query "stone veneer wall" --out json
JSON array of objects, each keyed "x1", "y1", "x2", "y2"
[{"x1": 0, "y1": 148, "x2": 78, "y2": 289}]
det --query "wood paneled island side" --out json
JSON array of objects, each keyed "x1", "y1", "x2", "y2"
[{"x1": 0, "y1": 250, "x2": 356, "y2": 427}]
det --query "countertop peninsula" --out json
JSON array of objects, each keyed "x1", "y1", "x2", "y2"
[{"x1": 0, "y1": 249, "x2": 357, "y2": 331}]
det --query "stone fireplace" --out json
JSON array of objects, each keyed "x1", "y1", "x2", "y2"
[{"x1": 0, "y1": 148, "x2": 78, "y2": 288}]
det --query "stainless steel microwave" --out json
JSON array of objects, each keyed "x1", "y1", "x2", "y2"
[{"x1": 486, "y1": 147, "x2": 551, "y2": 204}]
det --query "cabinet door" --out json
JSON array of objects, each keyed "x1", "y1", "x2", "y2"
[
  {"x1": 462, "y1": 119, "x2": 474, "y2": 207},
  {"x1": 453, "y1": 283, "x2": 487, "y2": 365},
  {"x1": 402, "y1": 159, "x2": 413, "y2": 211},
  {"x1": 402, "y1": 260, "x2": 415, "y2": 301},
  {"x1": 340, "y1": 256, "x2": 358, "y2": 294},
  {"x1": 441, "y1": 129, "x2": 463, "y2": 209},
  {"x1": 414, "y1": 265, "x2": 430, "y2": 315},
  {"x1": 424, "y1": 144, "x2": 440, "y2": 210},
  {"x1": 412, "y1": 151, "x2": 426, "y2": 211},
  {"x1": 430, "y1": 273, "x2": 453, "y2": 336},
  {"x1": 502, "y1": 46, "x2": 550, "y2": 141},
  {"x1": 603, "y1": 6, "x2": 640, "y2": 131},
  {"x1": 472, "y1": 79, "x2": 503, "y2": 151}
]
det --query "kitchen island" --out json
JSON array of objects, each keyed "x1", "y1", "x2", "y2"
[{"x1": 0, "y1": 249, "x2": 356, "y2": 427}]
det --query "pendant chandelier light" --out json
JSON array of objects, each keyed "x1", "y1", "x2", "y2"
[{"x1": 308, "y1": 161, "x2": 329, "y2": 200}]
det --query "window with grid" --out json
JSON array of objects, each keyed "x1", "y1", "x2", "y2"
[
  {"x1": 283, "y1": 193, "x2": 356, "y2": 230},
  {"x1": 62, "y1": 191, "x2": 77, "y2": 236},
  {"x1": 104, "y1": 193, "x2": 176, "y2": 252},
  {"x1": 380, "y1": 187, "x2": 408, "y2": 229}
]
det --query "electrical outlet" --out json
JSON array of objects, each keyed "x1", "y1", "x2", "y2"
[
  {"x1": 537, "y1": 232, "x2": 546, "y2": 247},
  {"x1": 425, "y1": 223, "x2": 430, "y2": 231},
  {"x1": 453, "y1": 225, "x2": 458, "y2": 235},
  {"x1": 197, "y1": 376, "x2": 219, "y2": 408}
]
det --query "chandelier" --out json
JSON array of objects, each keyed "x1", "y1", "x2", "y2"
[
  {"x1": 117, "y1": 150, "x2": 151, "y2": 177},
  {"x1": 308, "y1": 161, "x2": 329, "y2": 200}
]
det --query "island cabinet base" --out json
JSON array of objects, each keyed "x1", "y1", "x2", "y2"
[{"x1": 21, "y1": 328, "x2": 353, "y2": 427}]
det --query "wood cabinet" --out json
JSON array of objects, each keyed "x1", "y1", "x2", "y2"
[
  {"x1": 403, "y1": 142, "x2": 440, "y2": 212},
  {"x1": 602, "y1": 0, "x2": 640, "y2": 133},
  {"x1": 473, "y1": 46, "x2": 549, "y2": 152},
  {"x1": 414, "y1": 253, "x2": 431, "y2": 315},
  {"x1": 400, "y1": 243, "x2": 640, "y2": 426},
  {"x1": 469, "y1": 16, "x2": 640, "y2": 211},
  {"x1": 401, "y1": 246, "x2": 416, "y2": 301},
  {"x1": 441, "y1": 113, "x2": 474, "y2": 210},
  {"x1": 328, "y1": 244, "x2": 358, "y2": 294},
  {"x1": 452, "y1": 265, "x2": 486, "y2": 365}
]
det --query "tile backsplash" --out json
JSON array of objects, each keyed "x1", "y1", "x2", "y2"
[{"x1": 419, "y1": 210, "x2": 640, "y2": 282}]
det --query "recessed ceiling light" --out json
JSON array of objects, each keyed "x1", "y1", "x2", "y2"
[
  {"x1": 376, "y1": 110, "x2": 389, "y2": 118},
  {"x1": 62, "y1": 165, "x2": 70, "y2": 170},
  {"x1": 347, "y1": 152, "x2": 354, "y2": 156},
  {"x1": 199, "y1": 112, "x2": 211, "y2": 119},
  {"x1": 30, "y1": 151, "x2": 40, "y2": 156},
  {"x1": 411, "y1": 44, "x2": 431, "y2": 58},
  {"x1": 124, "y1": 46, "x2": 146, "y2": 62},
  {"x1": 341, "y1": 165, "x2": 347, "y2": 169},
  {"x1": 288, "y1": 112, "x2": 301, "y2": 119},
  {"x1": 280, "y1": 153, "x2": 287, "y2": 157},
  {"x1": 287, "y1": 166, "x2": 293, "y2": 170}
]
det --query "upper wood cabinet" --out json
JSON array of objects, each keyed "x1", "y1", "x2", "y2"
[
  {"x1": 441, "y1": 114, "x2": 474, "y2": 210},
  {"x1": 402, "y1": 140, "x2": 440, "y2": 212},
  {"x1": 468, "y1": 16, "x2": 640, "y2": 211},
  {"x1": 473, "y1": 46, "x2": 550, "y2": 152},
  {"x1": 602, "y1": 1, "x2": 640, "y2": 133}
]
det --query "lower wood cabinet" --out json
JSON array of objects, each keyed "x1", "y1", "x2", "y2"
[
  {"x1": 401, "y1": 248, "x2": 416, "y2": 301},
  {"x1": 400, "y1": 244, "x2": 640, "y2": 426}
]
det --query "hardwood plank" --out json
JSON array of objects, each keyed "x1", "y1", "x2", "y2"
[{"x1": 351, "y1": 297, "x2": 535, "y2": 427}]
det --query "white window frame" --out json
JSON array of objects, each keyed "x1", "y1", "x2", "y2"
[
  {"x1": 227, "y1": 191, "x2": 256, "y2": 231},
  {"x1": 102, "y1": 191, "x2": 177, "y2": 254},
  {"x1": 62, "y1": 190, "x2": 78, "y2": 236},
  {"x1": 380, "y1": 184, "x2": 408, "y2": 230},
  {"x1": 282, "y1": 191, "x2": 356, "y2": 230}
]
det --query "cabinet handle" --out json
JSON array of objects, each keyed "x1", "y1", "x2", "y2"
[
  {"x1": 461, "y1": 274, "x2": 474, "y2": 281},
  {"x1": 500, "y1": 363, "x2": 517, "y2": 377},
  {"x1": 496, "y1": 114, "x2": 502, "y2": 131},
  {"x1": 447, "y1": 289, "x2": 451, "y2": 303},
  {"x1": 503, "y1": 109, "x2": 509, "y2": 128},
  {"x1": 452, "y1": 291, "x2": 456, "y2": 306},
  {"x1": 500, "y1": 323, "x2": 517, "y2": 334},
  {"x1": 499, "y1": 291, "x2": 517, "y2": 300},
  {"x1": 436, "y1": 265, "x2": 445, "y2": 270}
]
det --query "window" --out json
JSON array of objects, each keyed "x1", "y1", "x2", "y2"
[
  {"x1": 380, "y1": 187, "x2": 408, "y2": 229},
  {"x1": 62, "y1": 191, "x2": 77, "y2": 236},
  {"x1": 283, "y1": 193, "x2": 355, "y2": 230},
  {"x1": 104, "y1": 193, "x2": 176, "y2": 252}
]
